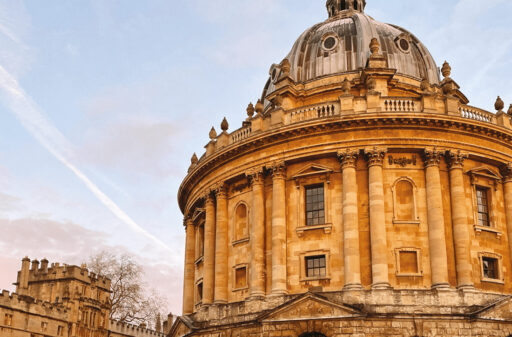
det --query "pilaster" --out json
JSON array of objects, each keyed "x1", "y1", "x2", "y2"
[
  {"x1": 213, "y1": 183, "x2": 229, "y2": 304},
  {"x1": 203, "y1": 192, "x2": 216, "y2": 305},
  {"x1": 271, "y1": 161, "x2": 288, "y2": 295}
]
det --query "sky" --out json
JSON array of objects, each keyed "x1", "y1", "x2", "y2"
[{"x1": 0, "y1": 0, "x2": 511, "y2": 316}]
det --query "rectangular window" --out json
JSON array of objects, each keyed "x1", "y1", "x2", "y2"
[
  {"x1": 306, "y1": 185, "x2": 325, "y2": 226},
  {"x1": 483, "y1": 257, "x2": 499, "y2": 279},
  {"x1": 41, "y1": 322, "x2": 48, "y2": 332},
  {"x1": 4, "y1": 313, "x2": 13, "y2": 326},
  {"x1": 399, "y1": 251, "x2": 419, "y2": 274},
  {"x1": 57, "y1": 326, "x2": 64, "y2": 336},
  {"x1": 476, "y1": 187, "x2": 490, "y2": 227},
  {"x1": 197, "y1": 282, "x2": 203, "y2": 302},
  {"x1": 235, "y1": 267, "x2": 247, "y2": 289},
  {"x1": 305, "y1": 255, "x2": 326, "y2": 278}
]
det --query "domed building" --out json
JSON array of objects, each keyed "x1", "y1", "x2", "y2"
[{"x1": 170, "y1": 1, "x2": 512, "y2": 336}]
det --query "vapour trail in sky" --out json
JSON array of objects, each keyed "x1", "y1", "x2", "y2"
[{"x1": 0, "y1": 64, "x2": 172, "y2": 254}]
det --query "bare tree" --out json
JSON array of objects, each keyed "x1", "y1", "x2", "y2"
[{"x1": 87, "y1": 251, "x2": 167, "y2": 327}]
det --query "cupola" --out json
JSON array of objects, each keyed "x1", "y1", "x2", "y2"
[{"x1": 326, "y1": 0, "x2": 366, "y2": 18}]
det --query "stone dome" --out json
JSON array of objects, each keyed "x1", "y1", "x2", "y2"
[{"x1": 264, "y1": 1, "x2": 440, "y2": 100}]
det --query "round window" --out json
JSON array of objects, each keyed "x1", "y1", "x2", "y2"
[
  {"x1": 398, "y1": 38, "x2": 410, "y2": 52},
  {"x1": 323, "y1": 36, "x2": 337, "y2": 51}
]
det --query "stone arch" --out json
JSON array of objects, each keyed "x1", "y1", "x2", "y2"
[
  {"x1": 391, "y1": 176, "x2": 419, "y2": 223},
  {"x1": 233, "y1": 202, "x2": 249, "y2": 242}
]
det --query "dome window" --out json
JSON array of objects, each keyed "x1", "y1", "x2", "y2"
[
  {"x1": 322, "y1": 36, "x2": 338, "y2": 51},
  {"x1": 395, "y1": 34, "x2": 412, "y2": 53}
]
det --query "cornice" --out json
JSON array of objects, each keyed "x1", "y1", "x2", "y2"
[{"x1": 178, "y1": 113, "x2": 512, "y2": 213}]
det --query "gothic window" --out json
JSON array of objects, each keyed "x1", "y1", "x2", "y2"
[
  {"x1": 391, "y1": 177, "x2": 419, "y2": 224},
  {"x1": 306, "y1": 185, "x2": 325, "y2": 226},
  {"x1": 234, "y1": 203, "x2": 249, "y2": 242},
  {"x1": 305, "y1": 255, "x2": 326, "y2": 278},
  {"x1": 476, "y1": 187, "x2": 490, "y2": 227}
]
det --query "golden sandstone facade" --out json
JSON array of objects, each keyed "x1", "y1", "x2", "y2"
[{"x1": 172, "y1": 1, "x2": 512, "y2": 336}]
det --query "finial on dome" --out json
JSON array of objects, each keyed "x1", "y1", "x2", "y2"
[
  {"x1": 508, "y1": 104, "x2": 512, "y2": 116},
  {"x1": 495, "y1": 96, "x2": 504, "y2": 112},
  {"x1": 255, "y1": 99, "x2": 264, "y2": 115},
  {"x1": 221, "y1": 117, "x2": 229, "y2": 132},
  {"x1": 209, "y1": 127, "x2": 217, "y2": 140},
  {"x1": 370, "y1": 38, "x2": 380, "y2": 56},
  {"x1": 246, "y1": 103, "x2": 255, "y2": 118},
  {"x1": 326, "y1": 0, "x2": 366, "y2": 18},
  {"x1": 341, "y1": 77, "x2": 351, "y2": 94},
  {"x1": 441, "y1": 61, "x2": 451, "y2": 78},
  {"x1": 191, "y1": 153, "x2": 198, "y2": 165}
]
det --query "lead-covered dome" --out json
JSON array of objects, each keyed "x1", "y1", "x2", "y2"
[{"x1": 264, "y1": 1, "x2": 440, "y2": 99}]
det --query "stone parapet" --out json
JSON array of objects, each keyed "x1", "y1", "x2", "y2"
[{"x1": 108, "y1": 320, "x2": 166, "y2": 337}]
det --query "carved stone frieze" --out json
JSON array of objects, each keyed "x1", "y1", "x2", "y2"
[
  {"x1": 337, "y1": 149, "x2": 359, "y2": 169},
  {"x1": 364, "y1": 147, "x2": 387, "y2": 167},
  {"x1": 446, "y1": 150, "x2": 468, "y2": 169}
]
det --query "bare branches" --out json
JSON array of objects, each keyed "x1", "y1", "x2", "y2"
[{"x1": 87, "y1": 251, "x2": 168, "y2": 328}]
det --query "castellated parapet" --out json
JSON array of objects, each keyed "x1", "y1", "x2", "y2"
[{"x1": 108, "y1": 319, "x2": 166, "y2": 337}]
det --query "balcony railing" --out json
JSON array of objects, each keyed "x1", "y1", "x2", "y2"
[
  {"x1": 460, "y1": 105, "x2": 496, "y2": 123},
  {"x1": 383, "y1": 98, "x2": 420, "y2": 112},
  {"x1": 290, "y1": 103, "x2": 339, "y2": 124}
]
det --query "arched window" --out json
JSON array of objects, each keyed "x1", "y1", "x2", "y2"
[
  {"x1": 340, "y1": 1, "x2": 346, "y2": 10},
  {"x1": 391, "y1": 177, "x2": 419, "y2": 224},
  {"x1": 234, "y1": 203, "x2": 248, "y2": 241},
  {"x1": 353, "y1": 0, "x2": 358, "y2": 10}
]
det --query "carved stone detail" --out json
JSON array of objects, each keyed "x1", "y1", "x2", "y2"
[
  {"x1": 247, "y1": 168, "x2": 265, "y2": 185},
  {"x1": 424, "y1": 147, "x2": 444, "y2": 168},
  {"x1": 501, "y1": 163, "x2": 512, "y2": 183},
  {"x1": 337, "y1": 149, "x2": 359, "y2": 169},
  {"x1": 364, "y1": 147, "x2": 387, "y2": 167},
  {"x1": 446, "y1": 150, "x2": 468, "y2": 169},
  {"x1": 271, "y1": 161, "x2": 286, "y2": 179}
]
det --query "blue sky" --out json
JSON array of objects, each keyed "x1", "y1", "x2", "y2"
[{"x1": 0, "y1": 0, "x2": 511, "y2": 315}]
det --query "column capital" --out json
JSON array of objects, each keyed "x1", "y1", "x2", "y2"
[
  {"x1": 212, "y1": 182, "x2": 228, "y2": 199},
  {"x1": 183, "y1": 215, "x2": 194, "y2": 227},
  {"x1": 246, "y1": 168, "x2": 265, "y2": 185},
  {"x1": 364, "y1": 147, "x2": 387, "y2": 167},
  {"x1": 501, "y1": 163, "x2": 512, "y2": 183},
  {"x1": 446, "y1": 150, "x2": 468, "y2": 169},
  {"x1": 424, "y1": 147, "x2": 444, "y2": 168},
  {"x1": 270, "y1": 161, "x2": 286, "y2": 179},
  {"x1": 337, "y1": 148, "x2": 359, "y2": 169}
]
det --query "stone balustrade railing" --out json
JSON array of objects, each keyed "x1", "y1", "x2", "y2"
[
  {"x1": 460, "y1": 105, "x2": 496, "y2": 123},
  {"x1": 290, "y1": 103, "x2": 339, "y2": 124},
  {"x1": 382, "y1": 98, "x2": 420, "y2": 112},
  {"x1": 231, "y1": 125, "x2": 252, "y2": 143}
]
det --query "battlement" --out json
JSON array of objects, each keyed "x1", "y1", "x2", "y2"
[
  {"x1": 0, "y1": 289, "x2": 68, "y2": 320},
  {"x1": 17, "y1": 258, "x2": 111, "y2": 291},
  {"x1": 109, "y1": 319, "x2": 166, "y2": 337}
]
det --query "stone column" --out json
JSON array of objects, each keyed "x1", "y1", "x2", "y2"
[
  {"x1": 447, "y1": 150, "x2": 473, "y2": 289},
  {"x1": 365, "y1": 147, "x2": 391, "y2": 289},
  {"x1": 502, "y1": 163, "x2": 512, "y2": 266},
  {"x1": 271, "y1": 162, "x2": 288, "y2": 295},
  {"x1": 182, "y1": 216, "x2": 196, "y2": 314},
  {"x1": 424, "y1": 148, "x2": 450, "y2": 289},
  {"x1": 214, "y1": 184, "x2": 229, "y2": 304},
  {"x1": 248, "y1": 169, "x2": 266, "y2": 298},
  {"x1": 203, "y1": 192, "x2": 216, "y2": 305},
  {"x1": 337, "y1": 149, "x2": 363, "y2": 290}
]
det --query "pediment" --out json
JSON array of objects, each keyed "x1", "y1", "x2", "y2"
[
  {"x1": 292, "y1": 164, "x2": 334, "y2": 180},
  {"x1": 259, "y1": 293, "x2": 362, "y2": 322},
  {"x1": 466, "y1": 166, "x2": 502, "y2": 181},
  {"x1": 474, "y1": 296, "x2": 512, "y2": 321},
  {"x1": 168, "y1": 316, "x2": 194, "y2": 337}
]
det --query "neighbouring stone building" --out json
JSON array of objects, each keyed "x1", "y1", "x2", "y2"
[
  {"x1": 0, "y1": 258, "x2": 167, "y2": 337},
  {"x1": 171, "y1": 1, "x2": 512, "y2": 336}
]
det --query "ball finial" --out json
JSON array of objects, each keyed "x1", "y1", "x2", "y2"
[
  {"x1": 246, "y1": 103, "x2": 255, "y2": 118},
  {"x1": 255, "y1": 99, "x2": 264, "y2": 114},
  {"x1": 441, "y1": 61, "x2": 451, "y2": 78},
  {"x1": 495, "y1": 96, "x2": 505, "y2": 111},
  {"x1": 209, "y1": 127, "x2": 217, "y2": 140},
  {"x1": 221, "y1": 117, "x2": 229, "y2": 132},
  {"x1": 370, "y1": 38, "x2": 380, "y2": 56}
]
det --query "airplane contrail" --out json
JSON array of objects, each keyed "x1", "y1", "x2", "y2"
[{"x1": 0, "y1": 64, "x2": 173, "y2": 253}]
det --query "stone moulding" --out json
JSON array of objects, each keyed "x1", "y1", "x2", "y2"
[{"x1": 179, "y1": 114, "x2": 512, "y2": 213}]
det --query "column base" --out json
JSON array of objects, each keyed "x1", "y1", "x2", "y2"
[
  {"x1": 248, "y1": 292, "x2": 266, "y2": 300},
  {"x1": 431, "y1": 282, "x2": 451, "y2": 290},
  {"x1": 457, "y1": 284, "x2": 476, "y2": 292},
  {"x1": 343, "y1": 283, "x2": 363, "y2": 291},
  {"x1": 213, "y1": 300, "x2": 228, "y2": 305},
  {"x1": 371, "y1": 282, "x2": 392, "y2": 290},
  {"x1": 269, "y1": 289, "x2": 288, "y2": 296}
]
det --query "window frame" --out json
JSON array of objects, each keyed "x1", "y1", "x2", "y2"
[
  {"x1": 395, "y1": 247, "x2": 423, "y2": 277},
  {"x1": 391, "y1": 177, "x2": 420, "y2": 225},
  {"x1": 299, "y1": 250, "x2": 331, "y2": 282},
  {"x1": 305, "y1": 184, "x2": 326, "y2": 227},
  {"x1": 194, "y1": 278, "x2": 204, "y2": 305},
  {"x1": 479, "y1": 252, "x2": 504, "y2": 284},
  {"x1": 232, "y1": 263, "x2": 249, "y2": 292},
  {"x1": 232, "y1": 201, "x2": 250, "y2": 245}
]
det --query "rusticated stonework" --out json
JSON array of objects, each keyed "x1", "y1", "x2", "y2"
[{"x1": 172, "y1": 1, "x2": 512, "y2": 336}]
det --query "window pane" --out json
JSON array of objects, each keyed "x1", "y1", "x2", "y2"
[{"x1": 305, "y1": 185, "x2": 325, "y2": 226}]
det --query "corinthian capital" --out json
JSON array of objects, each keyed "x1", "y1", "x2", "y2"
[
  {"x1": 364, "y1": 147, "x2": 387, "y2": 167},
  {"x1": 424, "y1": 147, "x2": 444, "y2": 168},
  {"x1": 446, "y1": 150, "x2": 468, "y2": 169},
  {"x1": 270, "y1": 161, "x2": 286, "y2": 179},
  {"x1": 501, "y1": 163, "x2": 512, "y2": 183},
  {"x1": 337, "y1": 148, "x2": 359, "y2": 169},
  {"x1": 246, "y1": 168, "x2": 265, "y2": 185},
  {"x1": 211, "y1": 182, "x2": 228, "y2": 198}
]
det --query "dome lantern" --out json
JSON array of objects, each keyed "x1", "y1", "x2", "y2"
[{"x1": 326, "y1": 0, "x2": 366, "y2": 18}]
